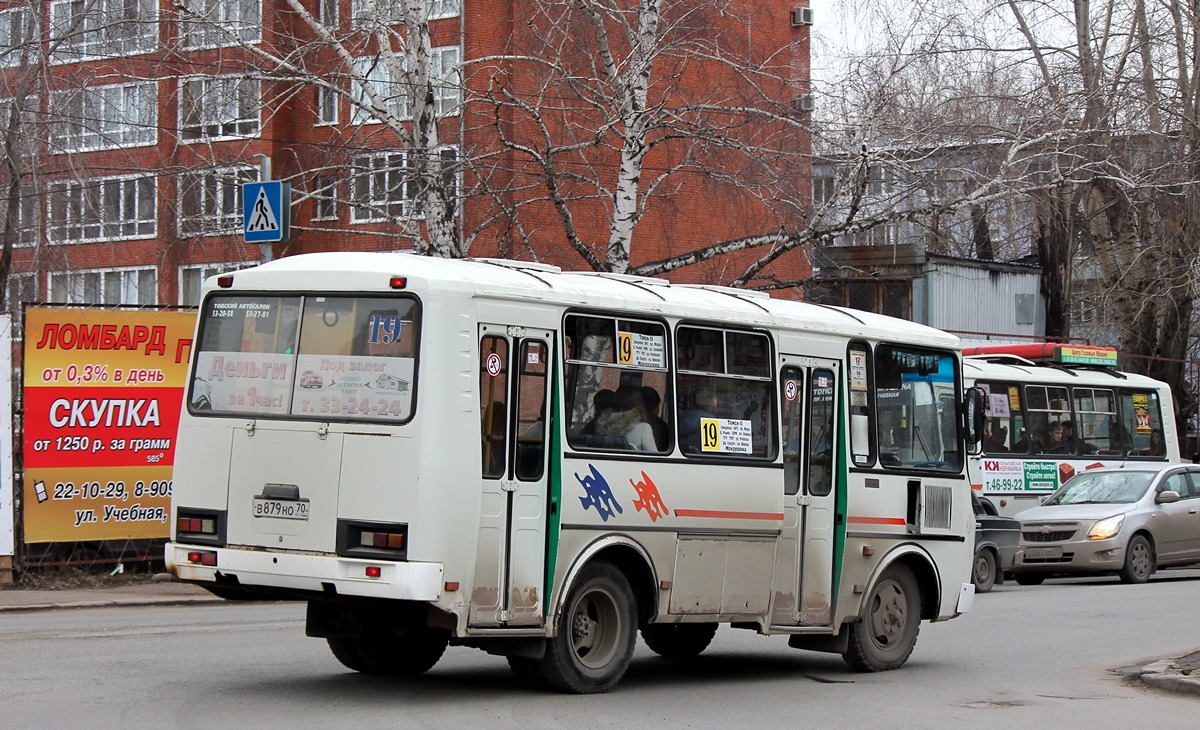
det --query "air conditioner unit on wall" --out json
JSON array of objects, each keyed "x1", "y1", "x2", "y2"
[
  {"x1": 795, "y1": 94, "x2": 814, "y2": 113},
  {"x1": 792, "y1": 7, "x2": 813, "y2": 26}
]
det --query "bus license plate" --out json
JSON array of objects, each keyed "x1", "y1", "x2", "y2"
[{"x1": 253, "y1": 497, "x2": 310, "y2": 521}]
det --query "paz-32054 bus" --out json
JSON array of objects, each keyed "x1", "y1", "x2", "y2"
[{"x1": 167, "y1": 252, "x2": 981, "y2": 693}]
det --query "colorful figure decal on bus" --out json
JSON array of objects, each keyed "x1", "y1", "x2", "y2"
[
  {"x1": 576, "y1": 464, "x2": 623, "y2": 521},
  {"x1": 630, "y1": 471, "x2": 668, "y2": 522}
]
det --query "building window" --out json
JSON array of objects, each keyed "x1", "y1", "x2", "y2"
[
  {"x1": 351, "y1": 0, "x2": 459, "y2": 25},
  {"x1": 49, "y1": 0, "x2": 157, "y2": 62},
  {"x1": 0, "y1": 8, "x2": 33, "y2": 66},
  {"x1": 50, "y1": 267, "x2": 157, "y2": 305},
  {"x1": 351, "y1": 55, "x2": 409, "y2": 124},
  {"x1": 318, "y1": 0, "x2": 338, "y2": 25},
  {"x1": 50, "y1": 82, "x2": 157, "y2": 152},
  {"x1": 48, "y1": 175, "x2": 156, "y2": 243},
  {"x1": 351, "y1": 151, "x2": 409, "y2": 222},
  {"x1": 813, "y1": 175, "x2": 834, "y2": 205},
  {"x1": 432, "y1": 45, "x2": 461, "y2": 117},
  {"x1": 3, "y1": 189, "x2": 38, "y2": 248},
  {"x1": 179, "y1": 166, "x2": 256, "y2": 235},
  {"x1": 313, "y1": 174, "x2": 338, "y2": 221},
  {"x1": 316, "y1": 85, "x2": 338, "y2": 125},
  {"x1": 180, "y1": 0, "x2": 262, "y2": 49},
  {"x1": 179, "y1": 262, "x2": 249, "y2": 305},
  {"x1": 180, "y1": 76, "x2": 260, "y2": 141}
]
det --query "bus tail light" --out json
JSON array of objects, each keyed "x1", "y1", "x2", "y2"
[
  {"x1": 186, "y1": 550, "x2": 218, "y2": 567},
  {"x1": 389, "y1": 276, "x2": 407, "y2": 289},
  {"x1": 217, "y1": 275, "x2": 234, "y2": 288},
  {"x1": 337, "y1": 520, "x2": 409, "y2": 560},
  {"x1": 365, "y1": 566, "x2": 383, "y2": 578},
  {"x1": 175, "y1": 508, "x2": 226, "y2": 546}
]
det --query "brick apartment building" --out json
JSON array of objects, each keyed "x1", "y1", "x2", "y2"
[{"x1": 0, "y1": 0, "x2": 813, "y2": 317}]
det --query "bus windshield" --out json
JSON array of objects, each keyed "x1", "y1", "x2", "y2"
[
  {"x1": 876, "y1": 346, "x2": 960, "y2": 471},
  {"x1": 189, "y1": 294, "x2": 420, "y2": 422}
]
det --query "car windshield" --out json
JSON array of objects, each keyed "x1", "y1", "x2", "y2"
[{"x1": 1043, "y1": 471, "x2": 1155, "y2": 506}]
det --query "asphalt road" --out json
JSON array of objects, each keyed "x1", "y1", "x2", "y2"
[{"x1": 2, "y1": 571, "x2": 1198, "y2": 729}]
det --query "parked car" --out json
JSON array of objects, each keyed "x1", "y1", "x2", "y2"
[
  {"x1": 1009, "y1": 463, "x2": 1200, "y2": 585},
  {"x1": 972, "y1": 492, "x2": 1019, "y2": 593}
]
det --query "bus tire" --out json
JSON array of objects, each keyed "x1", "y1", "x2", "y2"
[
  {"x1": 1013, "y1": 573, "x2": 1045, "y2": 586},
  {"x1": 329, "y1": 631, "x2": 449, "y2": 677},
  {"x1": 640, "y1": 623, "x2": 718, "y2": 659},
  {"x1": 1118, "y1": 534, "x2": 1155, "y2": 584},
  {"x1": 538, "y1": 562, "x2": 637, "y2": 694},
  {"x1": 842, "y1": 563, "x2": 920, "y2": 672},
  {"x1": 972, "y1": 547, "x2": 997, "y2": 593},
  {"x1": 326, "y1": 637, "x2": 370, "y2": 673}
]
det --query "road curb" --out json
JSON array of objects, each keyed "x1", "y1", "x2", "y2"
[
  {"x1": 1134, "y1": 655, "x2": 1200, "y2": 697},
  {"x1": 0, "y1": 596, "x2": 227, "y2": 613}
]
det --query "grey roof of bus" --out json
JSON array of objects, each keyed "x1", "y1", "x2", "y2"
[{"x1": 226, "y1": 252, "x2": 959, "y2": 347}]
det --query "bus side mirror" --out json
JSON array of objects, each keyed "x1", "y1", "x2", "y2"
[{"x1": 963, "y1": 387, "x2": 985, "y2": 446}]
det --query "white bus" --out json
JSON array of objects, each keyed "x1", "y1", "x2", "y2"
[
  {"x1": 964, "y1": 343, "x2": 1180, "y2": 518},
  {"x1": 167, "y1": 252, "x2": 980, "y2": 694}
]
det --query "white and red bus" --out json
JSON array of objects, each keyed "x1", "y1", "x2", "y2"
[
  {"x1": 168, "y1": 252, "x2": 980, "y2": 693},
  {"x1": 964, "y1": 343, "x2": 1180, "y2": 517}
]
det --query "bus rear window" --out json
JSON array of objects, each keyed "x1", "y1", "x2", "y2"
[{"x1": 189, "y1": 294, "x2": 420, "y2": 422}]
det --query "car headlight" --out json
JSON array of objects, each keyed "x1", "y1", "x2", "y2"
[{"x1": 1087, "y1": 514, "x2": 1124, "y2": 540}]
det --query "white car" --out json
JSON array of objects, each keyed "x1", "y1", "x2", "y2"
[{"x1": 1010, "y1": 463, "x2": 1200, "y2": 585}]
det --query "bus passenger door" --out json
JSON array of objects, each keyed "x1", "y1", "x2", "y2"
[
  {"x1": 780, "y1": 360, "x2": 839, "y2": 626},
  {"x1": 473, "y1": 325, "x2": 553, "y2": 627}
]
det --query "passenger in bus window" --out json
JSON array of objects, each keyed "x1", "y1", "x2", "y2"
[
  {"x1": 680, "y1": 389, "x2": 719, "y2": 452},
  {"x1": 580, "y1": 389, "x2": 616, "y2": 435},
  {"x1": 1139, "y1": 429, "x2": 1166, "y2": 457},
  {"x1": 983, "y1": 425, "x2": 1008, "y2": 452},
  {"x1": 1041, "y1": 421, "x2": 1072, "y2": 454},
  {"x1": 641, "y1": 386, "x2": 669, "y2": 451},
  {"x1": 1061, "y1": 420, "x2": 1098, "y2": 454},
  {"x1": 596, "y1": 386, "x2": 657, "y2": 451}
]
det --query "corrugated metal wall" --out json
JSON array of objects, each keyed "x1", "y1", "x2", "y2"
[{"x1": 923, "y1": 261, "x2": 1043, "y2": 339}]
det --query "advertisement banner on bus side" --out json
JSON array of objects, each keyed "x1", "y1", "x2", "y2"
[
  {"x1": 22, "y1": 307, "x2": 197, "y2": 543},
  {"x1": 980, "y1": 458, "x2": 1114, "y2": 493}
]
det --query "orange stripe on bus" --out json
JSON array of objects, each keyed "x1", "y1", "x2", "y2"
[
  {"x1": 847, "y1": 516, "x2": 907, "y2": 526},
  {"x1": 673, "y1": 509, "x2": 785, "y2": 521}
]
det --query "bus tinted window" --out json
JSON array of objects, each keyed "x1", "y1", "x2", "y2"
[
  {"x1": 875, "y1": 346, "x2": 960, "y2": 471},
  {"x1": 676, "y1": 326, "x2": 774, "y2": 458},
  {"x1": 190, "y1": 294, "x2": 419, "y2": 422},
  {"x1": 564, "y1": 314, "x2": 670, "y2": 453}
]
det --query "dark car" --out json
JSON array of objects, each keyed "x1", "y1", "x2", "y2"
[{"x1": 973, "y1": 492, "x2": 1020, "y2": 592}]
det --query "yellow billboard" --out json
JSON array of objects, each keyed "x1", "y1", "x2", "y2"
[{"x1": 22, "y1": 307, "x2": 197, "y2": 543}]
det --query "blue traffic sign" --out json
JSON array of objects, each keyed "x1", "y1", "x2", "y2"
[{"x1": 243, "y1": 181, "x2": 291, "y2": 243}]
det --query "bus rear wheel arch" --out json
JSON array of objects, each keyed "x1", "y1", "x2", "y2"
[{"x1": 843, "y1": 563, "x2": 922, "y2": 672}]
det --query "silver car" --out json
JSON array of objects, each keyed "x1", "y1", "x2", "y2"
[{"x1": 1010, "y1": 464, "x2": 1200, "y2": 585}]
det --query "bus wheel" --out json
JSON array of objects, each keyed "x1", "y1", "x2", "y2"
[
  {"x1": 1119, "y1": 535, "x2": 1155, "y2": 584},
  {"x1": 640, "y1": 623, "x2": 718, "y2": 659},
  {"x1": 328, "y1": 631, "x2": 449, "y2": 677},
  {"x1": 326, "y1": 638, "x2": 370, "y2": 673},
  {"x1": 843, "y1": 564, "x2": 920, "y2": 672},
  {"x1": 539, "y1": 562, "x2": 637, "y2": 694},
  {"x1": 972, "y1": 548, "x2": 997, "y2": 593}
]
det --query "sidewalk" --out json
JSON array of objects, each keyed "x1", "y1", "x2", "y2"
[
  {"x1": 0, "y1": 573, "x2": 225, "y2": 612},
  {"x1": 0, "y1": 575, "x2": 1197, "y2": 697}
]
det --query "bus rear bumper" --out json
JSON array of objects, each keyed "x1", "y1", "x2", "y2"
[{"x1": 165, "y1": 542, "x2": 444, "y2": 601}]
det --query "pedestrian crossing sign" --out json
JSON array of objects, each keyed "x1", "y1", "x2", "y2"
[{"x1": 242, "y1": 181, "x2": 291, "y2": 243}]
